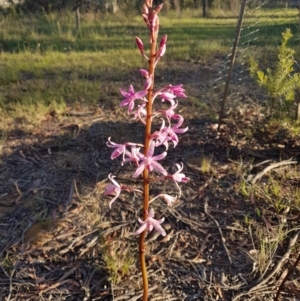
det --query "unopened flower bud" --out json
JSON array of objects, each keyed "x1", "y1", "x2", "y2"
[
  {"x1": 157, "y1": 43, "x2": 166, "y2": 58},
  {"x1": 142, "y1": 14, "x2": 149, "y2": 26},
  {"x1": 146, "y1": 0, "x2": 153, "y2": 8},
  {"x1": 159, "y1": 34, "x2": 168, "y2": 48},
  {"x1": 139, "y1": 69, "x2": 149, "y2": 78},
  {"x1": 151, "y1": 13, "x2": 158, "y2": 33},
  {"x1": 143, "y1": 77, "x2": 152, "y2": 91},
  {"x1": 156, "y1": 34, "x2": 167, "y2": 59},
  {"x1": 142, "y1": 4, "x2": 149, "y2": 15},
  {"x1": 135, "y1": 37, "x2": 144, "y2": 54},
  {"x1": 155, "y1": 3, "x2": 163, "y2": 14}
]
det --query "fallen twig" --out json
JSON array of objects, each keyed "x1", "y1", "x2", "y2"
[
  {"x1": 274, "y1": 232, "x2": 300, "y2": 301},
  {"x1": 251, "y1": 159, "x2": 297, "y2": 184},
  {"x1": 204, "y1": 197, "x2": 233, "y2": 265}
]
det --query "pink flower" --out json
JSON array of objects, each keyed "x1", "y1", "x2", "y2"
[
  {"x1": 170, "y1": 163, "x2": 190, "y2": 183},
  {"x1": 150, "y1": 193, "x2": 177, "y2": 206},
  {"x1": 172, "y1": 115, "x2": 188, "y2": 132},
  {"x1": 120, "y1": 85, "x2": 148, "y2": 114},
  {"x1": 134, "y1": 101, "x2": 147, "y2": 124},
  {"x1": 142, "y1": 14, "x2": 149, "y2": 27},
  {"x1": 151, "y1": 119, "x2": 169, "y2": 149},
  {"x1": 106, "y1": 137, "x2": 127, "y2": 161},
  {"x1": 164, "y1": 163, "x2": 190, "y2": 196},
  {"x1": 104, "y1": 174, "x2": 122, "y2": 209},
  {"x1": 139, "y1": 69, "x2": 149, "y2": 78},
  {"x1": 156, "y1": 99, "x2": 178, "y2": 120},
  {"x1": 104, "y1": 174, "x2": 142, "y2": 208},
  {"x1": 106, "y1": 137, "x2": 139, "y2": 164},
  {"x1": 135, "y1": 208, "x2": 166, "y2": 236},
  {"x1": 153, "y1": 84, "x2": 186, "y2": 103},
  {"x1": 166, "y1": 116, "x2": 188, "y2": 147},
  {"x1": 133, "y1": 141, "x2": 167, "y2": 178},
  {"x1": 152, "y1": 115, "x2": 188, "y2": 148},
  {"x1": 161, "y1": 91, "x2": 176, "y2": 102},
  {"x1": 160, "y1": 194, "x2": 177, "y2": 206},
  {"x1": 168, "y1": 84, "x2": 187, "y2": 98},
  {"x1": 107, "y1": 138, "x2": 143, "y2": 165},
  {"x1": 124, "y1": 145, "x2": 143, "y2": 165}
]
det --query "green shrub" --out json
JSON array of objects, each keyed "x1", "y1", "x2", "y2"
[{"x1": 250, "y1": 28, "x2": 300, "y2": 119}]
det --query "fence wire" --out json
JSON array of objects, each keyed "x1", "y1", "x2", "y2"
[{"x1": 209, "y1": 0, "x2": 300, "y2": 113}]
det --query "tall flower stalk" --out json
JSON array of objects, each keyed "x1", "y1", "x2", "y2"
[{"x1": 104, "y1": 1, "x2": 189, "y2": 300}]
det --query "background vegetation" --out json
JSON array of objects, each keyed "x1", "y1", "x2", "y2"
[{"x1": 0, "y1": 1, "x2": 298, "y2": 130}]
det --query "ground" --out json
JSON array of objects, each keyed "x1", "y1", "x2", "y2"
[{"x1": 0, "y1": 54, "x2": 299, "y2": 301}]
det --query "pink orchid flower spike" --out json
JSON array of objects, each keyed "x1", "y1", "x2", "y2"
[
  {"x1": 135, "y1": 208, "x2": 166, "y2": 236},
  {"x1": 133, "y1": 140, "x2": 167, "y2": 178}
]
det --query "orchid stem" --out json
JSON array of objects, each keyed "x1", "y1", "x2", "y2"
[{"x1": 139, "y1": 23, "x2": 157, "y2": 301}]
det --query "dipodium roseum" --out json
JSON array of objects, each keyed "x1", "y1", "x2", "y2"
[
  {"x1": 120, "y1": 85, "x2": 148, "y2": 114},
  {"x1": 133, "y1": 141, "x2": 167, "y2": 178},
  {"x1": 104, "y1": 1, "x2": 189, "y2": 300},
  {"x1": 134, "y1": 208, "x2": 166, "y2": 236}
]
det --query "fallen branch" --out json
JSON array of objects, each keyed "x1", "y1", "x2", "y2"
[{"x1": 252, "y1": 159, "x2": 297, "y2": 184}]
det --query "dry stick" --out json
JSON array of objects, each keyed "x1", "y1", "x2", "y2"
[
  {"x1": 251, "y1": 159, "x2": 297, "y2": 184},
  {"x1": 217, "y1": 0, "x2": 247, "y2": 131},
  {"x1": 248, "y1": 231, "x2": 299, "y2": 292},
  {"x1": 3, "y1": 264, "x2": 16, "y2": 301},
  {"x1": 139, "y1": 5, "x2": 158, "y2": 301},
  {"x1": 204, "y1": 197, "x2": 233, "y2": 265},
  {"x1": 232, "y1": 231, "x2": 299, "y2": 301},
  {"x1": 274, "y1": 237, "x2": 300, "y2": 301}
]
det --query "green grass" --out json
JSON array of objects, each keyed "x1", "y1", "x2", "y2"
[{"x1": 0, "y1": 9, "x2": 299, "y2": 129}]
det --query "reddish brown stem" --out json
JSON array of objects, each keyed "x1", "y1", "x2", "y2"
[{"x1": 139, "y1": 27, "x2": 157, "y2": 301}]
